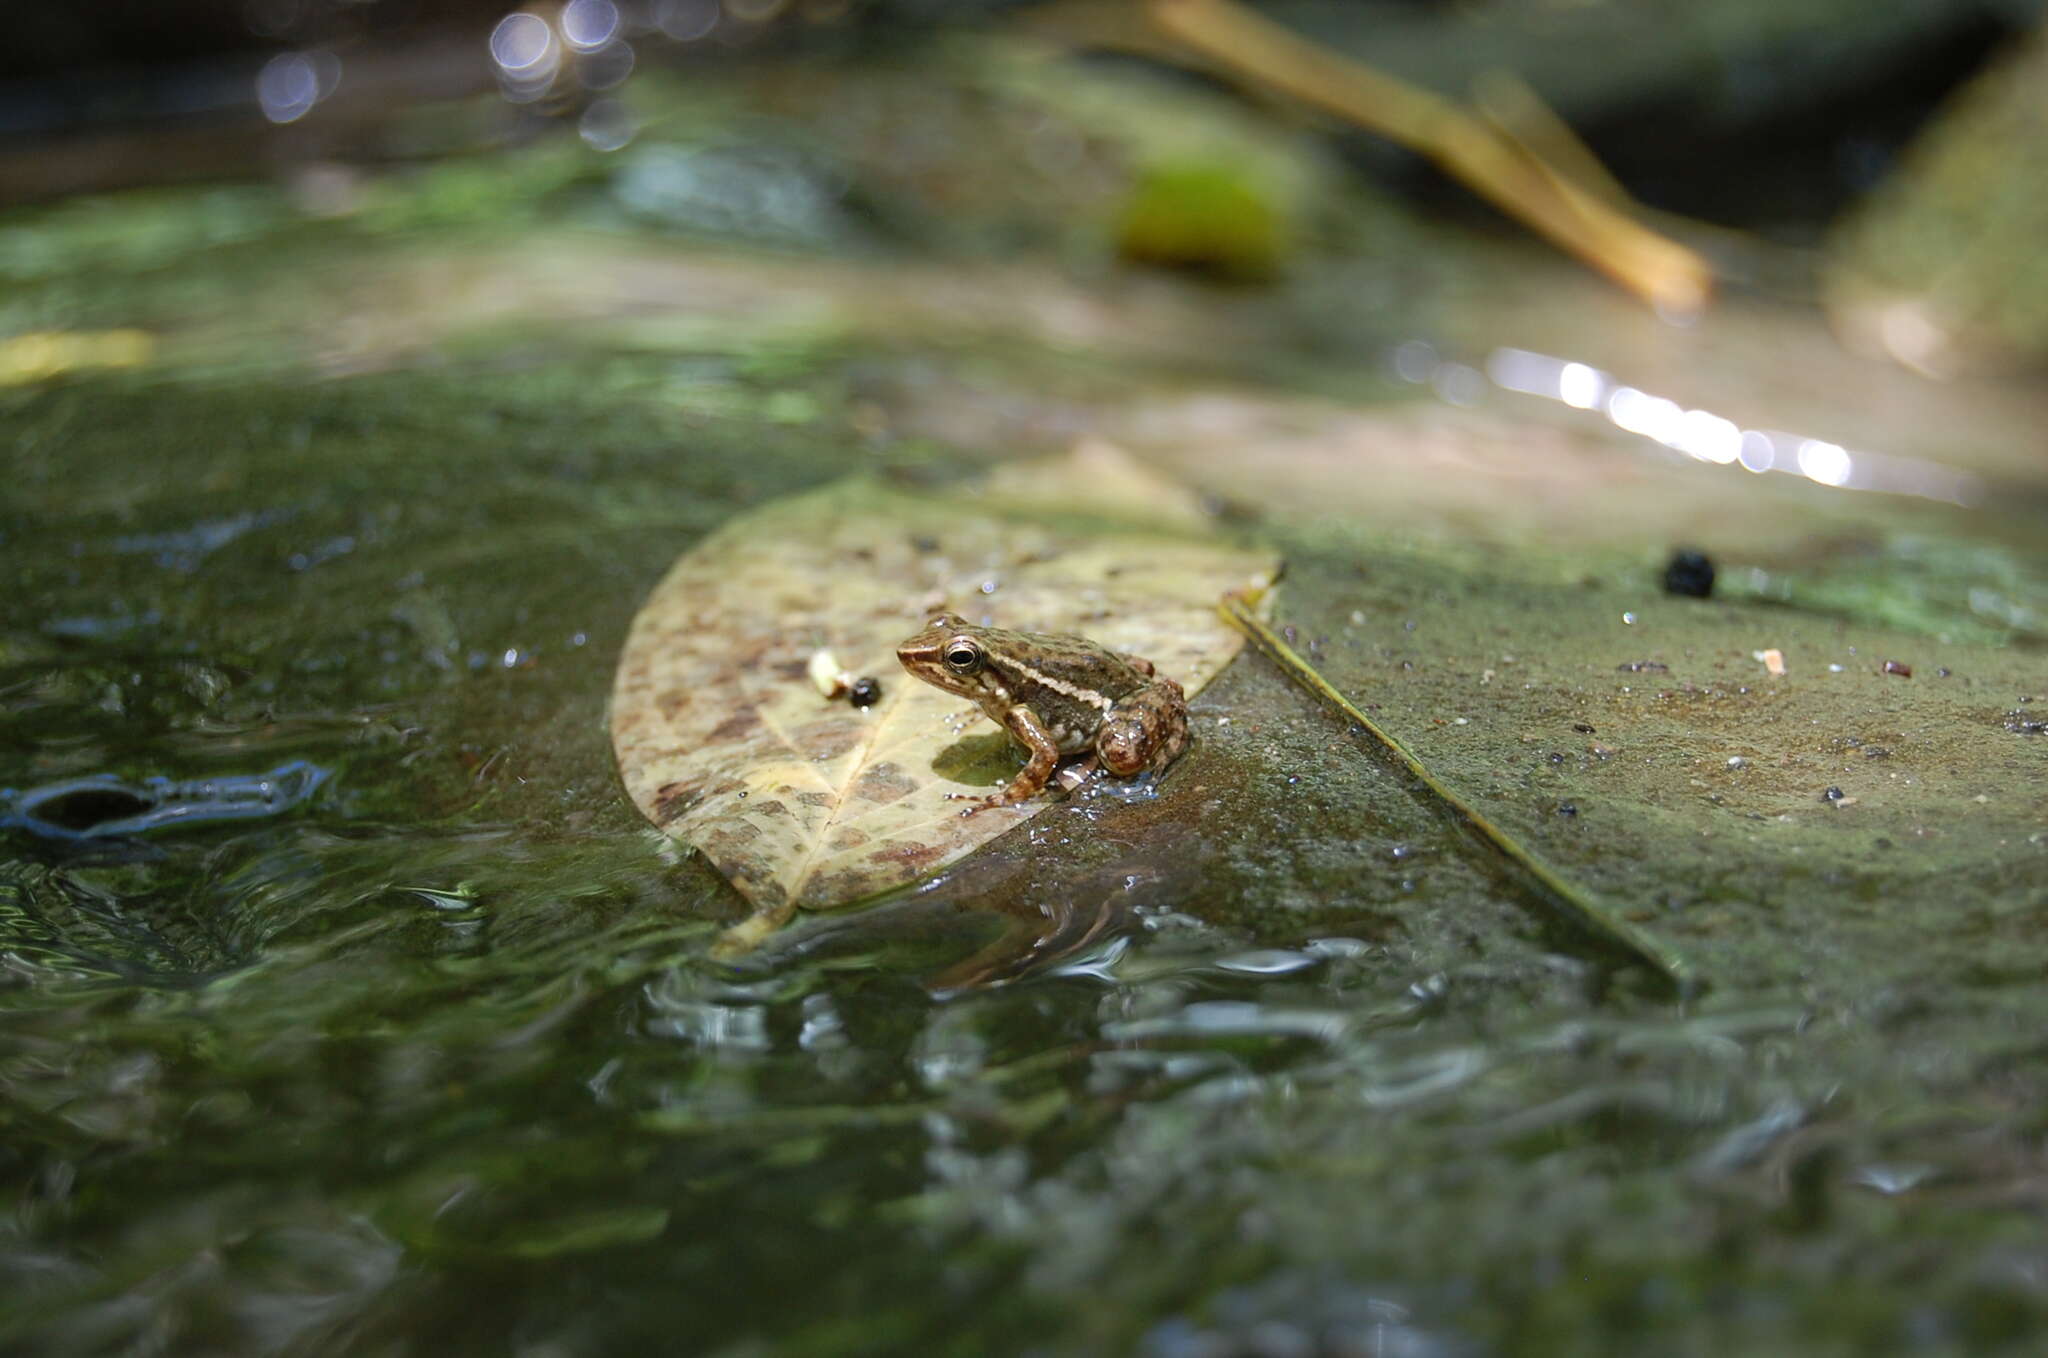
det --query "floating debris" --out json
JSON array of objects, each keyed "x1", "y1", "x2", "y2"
[
  {"x1": 1881, "y1": 659, "x2": 1913, "y2": 677},
  {"x1": 1754, "y1": 648, "x2": 1788, "y2": 677}
]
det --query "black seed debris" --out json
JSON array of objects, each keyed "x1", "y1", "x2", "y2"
[{"x1": 1662, "y1": 548, "x2": 1716, "y2": 599}]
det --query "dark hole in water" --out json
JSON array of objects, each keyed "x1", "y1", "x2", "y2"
[{"x1": 29, "y1": 787, "x2": 154, "y2": 832}]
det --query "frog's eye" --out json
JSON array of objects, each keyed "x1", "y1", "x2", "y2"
[{"x1": 943, "y1": 640, "x2": 981, "y2": 673}]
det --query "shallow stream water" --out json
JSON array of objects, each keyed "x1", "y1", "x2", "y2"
[{"x1": 5, "y1": 50, "x2": 2048, "y2": 1358}]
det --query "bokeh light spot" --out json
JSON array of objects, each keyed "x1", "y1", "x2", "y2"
[
  {"x1": 1797, "y1": 439, "x2": 1853, "y2": 487},
  {"x1": 561, "y1": 0, "x2": 621, "y2": 53},
  {"x1": 256, "y1": 52, "x2": 332, "y2": 124}
]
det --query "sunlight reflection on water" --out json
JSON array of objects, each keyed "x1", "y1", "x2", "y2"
[{"x1": 1425, "y1": 344, "x2": 1989, "y2": 504}]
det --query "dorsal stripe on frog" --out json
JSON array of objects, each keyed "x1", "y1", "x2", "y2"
[{"x1": 998, "y1": 655, "x2": 1116, "y2": 711}]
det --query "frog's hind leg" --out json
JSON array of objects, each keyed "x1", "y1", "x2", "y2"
[{"x1": 1096, "y1": 684, "x2": 1188, "y2": 777}]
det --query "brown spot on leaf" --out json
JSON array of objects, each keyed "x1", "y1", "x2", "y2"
[
  {"x1": 653, "y1": 779, "x2": 704, "y2": 823},
  {"x1": 794, "y1": 719, "x2": 862, "y2": 761},
  {"x1": 707, "y1": 706, "x2": 762, "y2": 744},
  {"x1": 829, "y1": 827, "x2": 871, "y2": 851},
  {"x1": 703, "y1": 821, "x2": 762, "y2": 851},
  {"x1": 867, "y1": 840, "x2": 946, "y2": 871},
  {"x1": 853, "y1": 761, "x2": 917, "y2": 804}
]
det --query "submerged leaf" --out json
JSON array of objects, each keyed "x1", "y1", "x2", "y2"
[{"x1": 611, "y1": 467, "x2": 1276, "y2": 948}]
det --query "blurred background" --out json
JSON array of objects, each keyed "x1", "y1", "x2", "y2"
[{"x1": 2, "y1": 0, "x2": 2036, "y2": 225}]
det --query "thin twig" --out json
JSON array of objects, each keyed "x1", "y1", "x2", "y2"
[{"x1": 1142, "y1": 0, "x2": 1714, "y2": 317}]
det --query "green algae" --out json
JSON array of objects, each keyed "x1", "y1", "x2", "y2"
[{"x1": 1724, "y1": 533, "x2": 2048, "y2": 644}]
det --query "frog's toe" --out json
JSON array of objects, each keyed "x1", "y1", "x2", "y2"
[{"x1": 947, "y1": 790, "x2": 1011, "y2": 816}]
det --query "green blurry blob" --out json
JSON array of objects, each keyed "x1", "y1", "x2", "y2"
[{"x1": 1116, "y1": 161, "x2": 1289, "y2": 283}]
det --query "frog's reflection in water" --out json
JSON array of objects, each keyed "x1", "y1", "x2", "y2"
[
  {"x1": 925, "y1": 893, "x2": 1129, "y2": 993},
  {"x1": 740, "y1": 858, "x2": 1154, "y2": 997}
]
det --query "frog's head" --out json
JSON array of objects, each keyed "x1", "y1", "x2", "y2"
[{"x1": 896, "y1": 613, "x2": 992, "y2": 700}]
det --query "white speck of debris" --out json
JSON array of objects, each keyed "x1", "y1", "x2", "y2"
[
  {"x1": 1753, "y1": 648, "x2": 1788, "y2": 677},
  {"x1": 1727, "y1": 756, "x2": 1748, "y2": 769},
  {"x1": 1974, "y1": 794, "x2": 1990, "y2": 804},
  {"x1": 1454, "y1": 717, "x2": 1469, "y2": 725},
  {"x1": 1349, "y1": 610, "x2": 1366, "y2": 626},
  {"x1": 1828, "y1": 663, "x2": 1844, "y2": 673},
  {"x1": 1622, "y1": 612, "x2": 1638, "y2": 625},
  {"x1": 807, "y1": 649, "x2": 849, "y2": 699}
]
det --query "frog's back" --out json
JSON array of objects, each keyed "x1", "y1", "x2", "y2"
[{"x1": 997, "y1": 627, "x2": 1152, "y2": 706}]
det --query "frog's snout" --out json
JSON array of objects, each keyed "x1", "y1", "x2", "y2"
[{"x1": 895, "y1": 627, "x2": 941, "y2": 672}]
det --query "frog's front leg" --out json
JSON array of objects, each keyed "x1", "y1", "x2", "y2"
[{"x1": 971, "y1": 703, "x2": 1061, "y2": 811}]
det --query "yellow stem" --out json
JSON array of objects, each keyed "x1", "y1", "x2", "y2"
[{"x1": 1144, "y1": 0, "x2": 1714, "y2": 316}]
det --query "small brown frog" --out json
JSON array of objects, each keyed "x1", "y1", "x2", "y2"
[{"x1": 896, "y1": 613, "x2": 1190, "y2": 810}]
